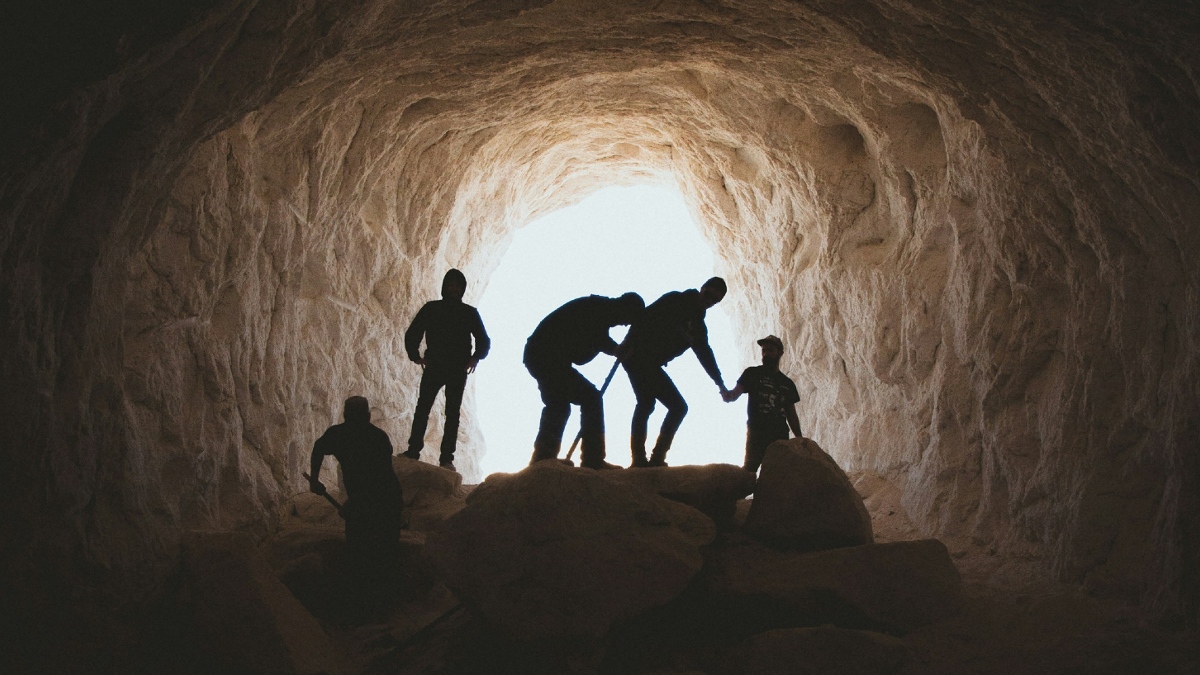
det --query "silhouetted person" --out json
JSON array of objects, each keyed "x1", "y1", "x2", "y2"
[
  {"x1": 621, "y1": 277, "x2": 730, "y2": 467},
  {"x1": 404, "y1": 269, "x2": 490, "y2": 471},
  {"x1": 524, "y1": 293, "x2": 645, "y2": 469},
  {"x1": 723, "y1": 335, "x2": 803, "y2": 474},
  {"x1": 309, "y1": 396, "x2": 404, "y2": 561}
]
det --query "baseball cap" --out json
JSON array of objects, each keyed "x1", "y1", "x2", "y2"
[{"x1": 757, "y1": 335, "x2": 784, "y2": 350}]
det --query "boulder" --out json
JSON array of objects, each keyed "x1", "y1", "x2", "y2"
[
  {"x1": 735, "y1": 626, "x2": 907, "y2": 675},
  {"x1": 424, "y1": 461, "x2": 716, "y2": 641},
  {"x1": 706, "y1": 537, "x2": 962, "y2": 633},
  {"x1": 603, "y1": 463, "x2": 756, "y2": 524},
  {"x1": 285, "y1": 491, "x2": 344, "y2": 528},
  {"x1": 746, "y1": 438, "x2": 873, "y2": 551},
  {"x1": 393, "y1": 455, "x2": 469, "y2": 532},
  {"x1": 181, "y1": 531, "x2": 344, "y2": 674}
]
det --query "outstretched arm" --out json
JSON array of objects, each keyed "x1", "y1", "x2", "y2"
[{"x1": 688, "y1": 319, "x2": 727, "y2": 392}]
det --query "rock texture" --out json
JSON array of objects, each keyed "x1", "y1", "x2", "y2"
[
  {"x1": 707, "y1": 538, "x2": 962, "y2": 633},
  {"x1": 603, "y1": 463, "x2": 756, "y2": 524},
  {"x1": 747, "y1": 438, "x2": 874, "y2": 550},
  {"x1": 736, "y1": 626, "x2": 907, "y2": 675},
  {"x1": 424, "y1": 462, "x2": 715, "y2": 640},
  {"x1": 181, "y1": 530, "x2": 343, "y2": 674},
  {"x1": 1, "y1": 0, "x2": 1199, "y2": 659}
]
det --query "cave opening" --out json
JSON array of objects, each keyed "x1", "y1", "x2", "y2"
[{"x1": 475, "y1": 183, "x2": 745, "y2": 476}]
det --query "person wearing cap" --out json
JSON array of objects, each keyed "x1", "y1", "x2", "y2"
[
  {"x1": 403, "y1": 269, "x2": 490, "y2": 471},
  {"x1": 621, "y1": 277, "x2": 731, "y2": 467},
  {"x1": 722, "y1": 334, "x2": 803, "y2": 474},
  {"x1": 523, "y1": 292, "x2": 645, "y2": 469}
]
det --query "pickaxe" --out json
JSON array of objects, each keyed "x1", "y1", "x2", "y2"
[
  {"x1": 564, "y1": 357, "x2": 622, "y2": 463},
  {"x1": 302, "y1": 472, "x2": 345, "y2": 518}
]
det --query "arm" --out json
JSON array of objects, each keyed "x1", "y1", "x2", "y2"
[
  {"x1": 468, "y1": 308, "x2": 490, "y2": 373},
  {"x1": 786, "y1": 403, "x2": 803, "y2": 439},
  {"x1": 404, "y1": 305, "x2": 429, "y2": 364},
  {"x1": 687, "y1": 318, "x2": 727, "y2": 393},
  {"x1": 309, "y1": 437, "x2": 328, "y2": 495}
]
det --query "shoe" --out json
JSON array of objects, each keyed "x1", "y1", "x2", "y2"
[
  {"x1": 631, "y1": 454, "x2": 649, "y2": 468},
  {"x1": 581, "y1": 460, "x2": 623, "y2": 470},
  {"x1": 402, "y1": 448, "x2": 421, "y2": 460},
  {"x1": 647, "y1": 454, "x2": 668, "y2": 468},
  {"x1": 439, "y1": 458, "x2": 456, "y2": 472}
]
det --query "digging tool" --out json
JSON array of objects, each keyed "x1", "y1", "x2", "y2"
[
  {"x1": 564, "y1": 357, "x2": 622, "y2": 463},
  {"x1": 302, "y1": 471, "x2": 345, "y2": 517}
]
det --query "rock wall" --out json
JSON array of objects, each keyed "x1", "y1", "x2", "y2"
[{"x1": 1, "y1": 0, "x2": 1197, "y2": 644}]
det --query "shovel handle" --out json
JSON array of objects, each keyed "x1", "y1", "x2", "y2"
[{"x1": 301, "y1": 472, "x2": 344, "y2": 514}]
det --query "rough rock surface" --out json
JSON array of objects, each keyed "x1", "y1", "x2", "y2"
[
  {"x1": 747, "y1": 438, "x2": 874, "y2": 550},
  {"x1": 603, "y1": 463, "x2": 756, "y2": 524},
  {"x1": 393, "y1": 455, "x2": 469, "y2": 531},
  {"x1": 424, "y1": 462, "x2": 716, "y2": 640},
  {"x1": 181, "y1": 530, "x2": 343, "y2": 674},
  {"x1": 707, "y1": 537, "x2": 962, "y2": 633},
  {"x1": 736, "y1": 626, "x2": 907, "y2": 675},
  {"x1": 2, "y1": 0, "x2": 1199, "y2": 660}
]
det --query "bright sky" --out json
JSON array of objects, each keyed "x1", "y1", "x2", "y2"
[{"x1": 475, "y1": 184, "x2": 749, "y2": 476}]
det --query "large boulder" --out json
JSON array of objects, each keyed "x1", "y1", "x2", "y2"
[
  {"x1": 181, "y1": 531, "x2": 344, "y2": 674},
  {"x1": 424, "y1": 461, "x2": 716, "y2": 641},
  {"x1": 393, "y1": 455, "x2": 469, "y2": 532},
  {"x1": 747, "y1": 438, "x2": 874, "y2": 551},
  {"x1": 707, "y1": 537, "x2": 962, "y2": 633},
  {"x1": 603, "y1": 463, "x2": 756, "y2": 524},
  {"x1": 734, "y1": 626, "x2": 907, "y2": 675}
]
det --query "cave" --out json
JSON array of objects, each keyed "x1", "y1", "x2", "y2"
[{"x1": 2, "y1": 0, "x2": 1197, "y2": 672}]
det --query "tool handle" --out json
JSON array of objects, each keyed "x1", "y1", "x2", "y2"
[
  {"x1": 301, "y1": 472, "x2": 344, "y2": 514},
  {"x1": 565, "y1": 358, "x2": 621, "y2": 461}
]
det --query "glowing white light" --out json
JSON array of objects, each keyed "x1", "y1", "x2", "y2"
[{"x1": 475, "y1": 184, "x2": 747, "y2": 476}]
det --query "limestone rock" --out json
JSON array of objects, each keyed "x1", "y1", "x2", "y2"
[
  {"x1": 284, "y1": 492, "x2": 344, "y2": 529},
  {"x1": 747, "y1": 438, "x2": 874, "y2": 551},
  {"x1": 707, "y1": 538, "x2": 962, "y2": 633},
  {"x1": 181, "y1": 531, "x2": 343, "y2": 674},
  {"x1": 393, "y1": 455, "x2": 463, "y2": 507},
  {"x1": 424, "y1": 462, "x2": 716, "y2": 640},
  {"x1": 736, "y1": 626, "x2": 907, "y2": 675},
  {"x1": 603, "y1": 463, "x2": 756, "y2": 524}
]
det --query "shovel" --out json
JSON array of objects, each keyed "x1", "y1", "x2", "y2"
[
  {"x1": 302, "y1": 472, "x2": 345, "y2": 518},
  {"x1": 564, "y1": 357, "x2": 621, "y2": 463}
]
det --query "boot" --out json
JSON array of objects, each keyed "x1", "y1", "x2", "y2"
[{"x1": 647, "y1": 450, "x2": 669, "y2": 468}]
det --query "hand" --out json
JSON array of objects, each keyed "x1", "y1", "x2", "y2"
[
  {"x1": 412, "y1": 356, "x2": 426, "y2": 367},
  {"x1": 466, "y1": 357, "x2": 479, "y2": 374},
  {"x1": 615, "y1": 340, "x2": 632, "y2": 362},
  {"x1": 721, "y1": 389, "x2": 736, "y2": 402},
  {"x1": 309, "y1": 479, "x2": 326, "y2": 496}
]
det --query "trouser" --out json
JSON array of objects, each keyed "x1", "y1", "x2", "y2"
[
  {"x1": 408, "y1": 363, "x2": 468, "y2": 462},
  {"x1": 526, "y1": 359, "x2": 605, "y2": 465},
  {"x1": 343, "y1": 496, "x2": 403, "y2": 601},
  {"x1": 744, "y1": 427, "x2": 789, "y2": 474},
  {"x1": 623, "y1": 360, "x2": 687, "y2": 461}
]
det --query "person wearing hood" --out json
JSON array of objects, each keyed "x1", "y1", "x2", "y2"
[
  {"x1": 403, "y1": 269, "x2": 490, "y2": 471},
  {"x1": 523, "y1": 292, "x2": 645, "y2": 469},
  {"x1": 722, "y1": 334, "x2": 803, "y2": 474}
]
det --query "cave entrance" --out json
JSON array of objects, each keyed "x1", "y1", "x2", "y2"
[{"x1": 475, "y1": 184, "x2": 745, "y2": 476}]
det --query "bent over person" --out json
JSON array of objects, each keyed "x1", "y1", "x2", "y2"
[
  {"x1": 310, "y1": 396, "x2": 404, "y2": 560},
  {"x1": 524, "y1": 292, "x2": 645, "y2": 469},
  {"x1": 404, "y1": 269, "x2": 490, "y2": 472},
  {"x1": 621, "y1": 277, "x2": 730, "y2": 467},
  {"x1": 723, "y1": 335, "x2": 803, "y2": 474}
]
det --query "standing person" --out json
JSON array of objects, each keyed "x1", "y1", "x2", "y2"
[
  {"x1": 524, "y1": 292, "x2": 645, "y2": 469},
  {"x1": 722, "y1": 335, "x2": 803, "y2": 474},
  {"x1": 309, "y1": 396, "x2": 404, "y2": 562},
  {"x1": 621, "y1": 277, "x2": 730, "y2": 467},
  {"x1": 403, "y1": 269, "x2": 490, "y2": 472}
]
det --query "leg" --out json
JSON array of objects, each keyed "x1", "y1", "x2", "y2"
[
  {"x1": 439, "y1": 367, "x2": 468, "y2": 465},
  {"x1": 625, "y1": 362, "x2": 657, "y2": 466},
  {"x1": 744, "y1": 428, "x2": 768, "y2": 474},
  {"x1": 645, "y1": 368, "x2": 687, "y2": 465},
  {"x1": 407, "y1": 367, "x2": 446, "y2": 457},
  {"x1": 557, "y1": 368, "x2": 605, "y2": 466},
  {"x1": 528, "y1": 361, "x2": 572, "y2": 463}
]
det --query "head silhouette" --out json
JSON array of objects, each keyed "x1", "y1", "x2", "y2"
[
  {"x1": 699, "y1": 276, "x2": 727, "y2": 308},
  {"x1": 617, "y1": 292, "x2": 645, "y2": 324},
  {"x1": 442, "y1": 269, "x2": 467, "y2": 302},
  {"x1": 344, "y1": 396, "x2": 371, "y2": 423}
]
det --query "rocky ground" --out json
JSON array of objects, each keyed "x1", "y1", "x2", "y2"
[{"x1": 146, "y1": 440, "x2": 1197, "y2": 674}]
